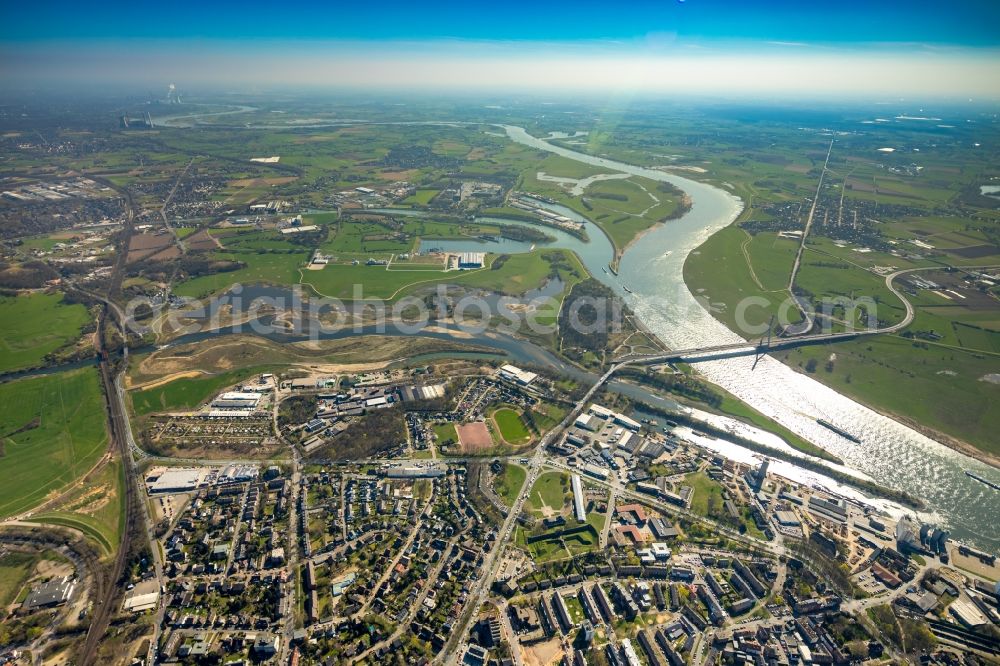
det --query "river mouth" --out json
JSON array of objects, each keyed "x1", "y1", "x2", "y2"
[
  {"x1": 125, "y1": 110, "x2": 1000, "y2": 550},
  {"x1": 501, "y1": 125, "x2": 1000, "y2": 551}
]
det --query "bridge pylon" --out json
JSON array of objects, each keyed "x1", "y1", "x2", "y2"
[{"x1": 751, "y1": 315, "x2": 775, "y2": 371}]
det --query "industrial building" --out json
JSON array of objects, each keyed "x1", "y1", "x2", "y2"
[
  {"x1": 457, "y1": 252, "x2": 486, "y2": 269},
  {"x1": 774, "y1": 510, "x2": 801, "y2": 527},
  {"x1": 571, "y1": 474, "x2": 587, "y2": 522},
  {"x1": 211, "y1": 391, "x2": 262, "y2": 410},
  {"x1": 145, "y1": 467, "x2": 206, "y2": 494},
  {"x1": 279, "y1": 224, "x2": 319, "y2": 234},
  {"x1": 122, "y1": 580, "x2": 161, "y2": 613},
  {"x1": 22, "y1": 576, "x2": 76, "y2": 611},
  {"x1": 584, "y1": 403, "x2": 641, "y2": 431},
  {"x1": 399, "y1": 383, "x2": 447, "y2": 402},
  {"x1": 498, "y1": 364, "x2": 538, "y2": 386},
  {"x1": 583, "y1": 463, "x2": 609, "y2": 481},
  {"x1": 385, "y1": 464, "x2": 447, "y2": 479},
  {"x1": 206, "y1": 390, "x2": 263, "y2": 418}
]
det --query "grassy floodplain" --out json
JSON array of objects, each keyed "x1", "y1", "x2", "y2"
[
  {"x1": 684, "y1": 226, "x2": 801, "y2": 332},
  {"x1": 0, "y1": 368, "x2": 109, "y2": 519},
  {"x1": 687, "y1": 229, "x2": 1000, "y2": 459},
  {"x1": 299, "y1": 247, "x2": 585, "y2": 302},
  {"x1": 131, "y1": 365, "x2": 273, "y2": 415},
  {"x1": 0, "y1": 293, "x2": 91, "y2": 374},
  {"x1": 516, "y1": 153, "x2": 687, "y2": 258},
  {"x1": 172, "y1": 224, "x2": 584, "y2": 307}
]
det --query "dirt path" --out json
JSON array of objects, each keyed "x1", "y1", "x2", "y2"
[{"x1": 127, "y1": 370, "x2": 206, "y2": 390}]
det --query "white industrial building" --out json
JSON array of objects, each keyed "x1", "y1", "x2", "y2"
[
  {"x1": 499, "y1": 364, "x2": 537, "y2": 386},
  {"x1": 571, "y1": 474, "x2": 586, "y2": 522},
  {"x1": 211, "y1": 391, "x2": 262, "y2": 411},
  {"x1": 279, "y1": 224, "x2": 318, "y2": 234},
  {"x1": 457, "y1": 252, "x2": 486, "y2": 268},
  {"x1": 122, "y1": 580, "x2": 161, "y2": 613},
  {"x1": 575, "y1": 413, "x2": 597, "y2": 431},
  {"x1": 585, "y1": 403, "x2": 641, "y2": 432},
  {"x1": 145, "y1": 467, "x2": 206, "y2": 494},
  {"x1": 583, "y1": 463, "x2": 609, "y2": 481}
]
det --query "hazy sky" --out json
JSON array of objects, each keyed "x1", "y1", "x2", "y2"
[{"x1": 3, "y1": 0, "x2": 999, "y2": 98}]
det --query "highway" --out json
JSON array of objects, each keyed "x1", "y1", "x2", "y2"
[
  {"x1": 614, "y1": 330, "x2": 868, "y2": 365},
  {"x1": 615, "y1": 262, "x2": 927, "y2": 366}
]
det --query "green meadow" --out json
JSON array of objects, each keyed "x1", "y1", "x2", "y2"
[
  {"x1": 171, "y1": 251, "x2": 308, "y2": 299},
  {"x1": 0, "y1": 368, "x2": 109, "y2": 519},
  {"x1": 0, "y1": 293, "x2": 91, "y2": 374},
  {"x1": 525, "y1": 471, "x2": 569, "y2": 517},
  {"x1": 131, "y1": 365, "x2": 273, "y2": 415},
  {"x1": 493, "y1": 463, "x2": 527, "y2": 507}
]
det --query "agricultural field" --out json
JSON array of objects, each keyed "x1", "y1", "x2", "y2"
[
  {"x1": 0, "y1": 292, "x2": 92, "y2": 373},
  {"x1": 401, "y1": 189, "x2": 439, "y2": 205},
  {"x1": 0, "y1": 368, "x2": 109, "y2": 519}
]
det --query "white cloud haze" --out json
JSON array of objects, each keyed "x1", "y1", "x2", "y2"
[{"x1": 3, "y1": 39, "x2": 998, "y2": 98}]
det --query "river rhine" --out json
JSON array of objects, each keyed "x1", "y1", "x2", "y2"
[
  {"x1": 501, "y1": 125, "x2": 999, "y2": 551},
  {"x1": 150, "y1": 106, "x2": 998, "y2": 551}
]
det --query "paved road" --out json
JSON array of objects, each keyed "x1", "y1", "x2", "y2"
[
  {"x1": 617, "y1": 261, "x2": 942, "y2": 367},
  {"x1": 438, "y1": 363, "x2": 625, "y2": 663},
  {"x1": 496, "y1": 601, "x2": 525, "y2": 666}
]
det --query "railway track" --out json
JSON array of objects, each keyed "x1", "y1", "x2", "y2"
[
  {"x1": 926, "y1": 618, "x2": 1000, "y2": 655},
  {"x1": 75, "y1": 178, "x2": 146, "y2": 666},
  {"x1": 76, "y1": 323, "x2": 142, "y2": 665}
]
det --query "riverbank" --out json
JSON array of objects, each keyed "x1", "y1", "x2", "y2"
[
  {"x1": 501, "y1": 123, "x2": 999, "y2": 550},
  {"x1": 681, "y1": 208, "x2": 1000, "y2": 468},
  {"x1": 853, "y1": 389, "x2": 1000, "y2": 471},
  {"x1": 615, "y1": 192, "x2": 693, "y2": 271},
  {"x1": 634, "y1": 399, "x2": 923, "y2": 510}
]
